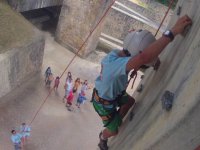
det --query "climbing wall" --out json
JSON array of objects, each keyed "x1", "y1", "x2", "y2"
[{"x1": 110, "y1": 0, "x2": 200, "y2": 150}]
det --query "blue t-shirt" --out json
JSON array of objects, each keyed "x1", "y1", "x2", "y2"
[
  {"x1": 95, "y1": 50, "x2": 131, "y2": 101},
  {"x1": 20, "y1": 125, "x2": 31, "y2": 137},
  {"x1": 11, "y1": 133, "x2": 22, "y2": 144}
]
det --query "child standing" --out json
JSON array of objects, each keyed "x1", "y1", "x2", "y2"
[
  {"x1": 45, "y1": 67, "x2": 51, "y2": 84},
  {"x1": 72, "y1": 78, "x2": 81, "y2": 93},
  {"x1": 63, "y1": 77, "x2": 73, "y2": 102},
  {"x1": 20, "y1": 123, "x2": 31, "y2": 145},
  {"x1": 81, "y1": 80, "x2": 89, "y2": 93},
  {"x1": 76, "y1": 90, "x2": 87, "y2": 108},
  {"x1": 46, "y1": 73, "x2": 54, "y2": 87},
  {"x1": 11, "y1": 130, "x2": 23, "y2": 150},
  {"x1": 76, "y1": 80, "x2": 90, "y2": 108},
  {"x1": 66, "y1": 72, "x2": 72, "y2": 82},
  {"x1": 54, "y1": 76, "x2": 60, "y2": 91},
  {"x1": 66, "y1": 90, "x2": 74, "y2": 111}
]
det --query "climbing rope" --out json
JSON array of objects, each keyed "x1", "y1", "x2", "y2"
[
  {"x1": 29, "y1": 0, "x2": 117, "y2": 125},
  {"x1": 155, "y1": 0, "x2": 175, "y2": 37}
]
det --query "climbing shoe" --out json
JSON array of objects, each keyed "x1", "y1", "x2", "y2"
[{"x1": 98, "y1": 132, "x2": 108, "y2": 150}]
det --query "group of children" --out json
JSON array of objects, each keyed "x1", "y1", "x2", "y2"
[
  {"x1": 10, "y1": 68, "x2": 90, "y2": 149},
  {"x1": 11, "y1": 123, "x2": 31, "y2": 150},
  {"x1": 45, "y1": 67, "x2": 90, "y2": 111},
  {"x1": 63, "y1": 71, "x2": 90, "y2": 111}
]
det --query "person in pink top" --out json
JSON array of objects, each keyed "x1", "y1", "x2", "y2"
[{"x1": 66, "y1": 90, "x2": 74, "y2": 111}]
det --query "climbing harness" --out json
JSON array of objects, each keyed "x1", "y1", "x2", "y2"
[
  {"x1": 94, "y1": 90, "x2": 115, "y2": 105},
  {"x1": 93, "y1": 88, "x2": 120, "y2": 125}
]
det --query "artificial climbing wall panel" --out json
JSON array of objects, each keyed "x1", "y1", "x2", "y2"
[{"x1": 110, "y1": 0, "x2": 200, "y2": 150}]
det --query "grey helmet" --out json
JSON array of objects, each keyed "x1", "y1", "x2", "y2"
[{"x1": 123, "y1": 29, "x2": 159, "y2": 67}]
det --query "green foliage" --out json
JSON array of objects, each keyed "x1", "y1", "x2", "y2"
[{"x1": 155, "y1": 0, "x2": 178, "y2": 9}]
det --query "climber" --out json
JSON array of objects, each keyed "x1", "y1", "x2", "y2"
[
  {"x1": 92, "y1": 15, "x2": 192, "y2": 150},
  {"x1": 11, "y1": 129, "x2": 23, "y2": 150}
]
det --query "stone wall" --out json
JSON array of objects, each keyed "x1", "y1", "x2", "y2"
[
  {"x1": 0, "y1": 2, "x2": 45, "y2": 98},
  {"x1": 103, "y1": 8, "x2": 157, "y2": 41},
  {"x1": 102, "y1": 0, "x2": 173, "y2": 40},
  {"x1": 55, "y1": 0, "x2": 113, "y2": 57},
  {"x1": 117, "y1": 0, "x2": 173, "y2": 26},
  {"x1": 109, "y1": 0, "x2": 200, "y2": 150},
  {"x1": 7, "y1": 0, "x2": 63, "y2": 12}
]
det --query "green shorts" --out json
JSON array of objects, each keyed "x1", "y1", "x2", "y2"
[{"x1": 93, "y1": 93, "x2": 129, "y2": 132}]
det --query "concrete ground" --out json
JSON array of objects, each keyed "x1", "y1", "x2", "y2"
[{"x1": 0, "y1": 32, "x2": 102, "y2": 150}]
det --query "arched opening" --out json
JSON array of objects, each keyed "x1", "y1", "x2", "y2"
[{"x1": 21, "y1": 6, "x2": 61, "y2": 36}]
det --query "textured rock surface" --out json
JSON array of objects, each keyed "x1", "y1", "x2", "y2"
[
  {"x1": 103, "y1": 0, "x2": 173, "y2": 40},
  {"x1": 55, "y1": 0, "x2": 113, "y2": 57},
  {"x1": 7, "y1": 0, "x2": 63, "y2": 12},
  {"x1": 103, "y1": 8, "x2": 157, "y2": 41},
  {"x1": 0, "y1": 2, "x2": 44, "y2": 98},
  {"x1": 117, "y1": 0, "x2": 173, "y2": 26},
  {"x1": 109, "y1": 0, "x2": 200, "y2": 150}
]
